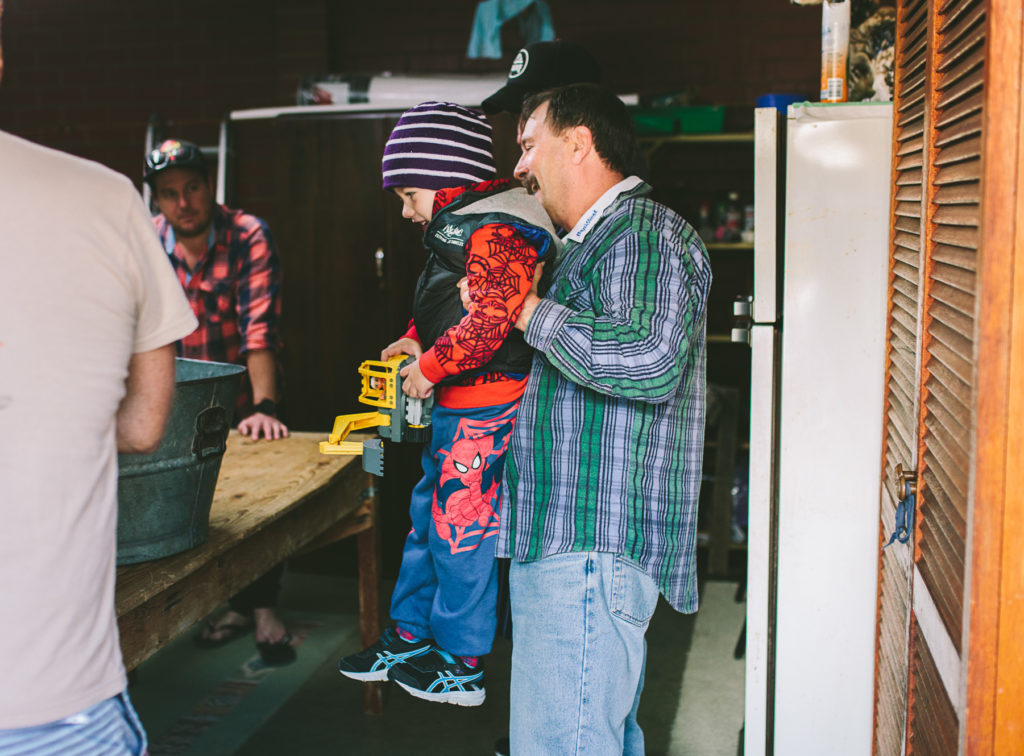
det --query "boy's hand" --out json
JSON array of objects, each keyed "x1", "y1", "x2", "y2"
[
  {"x1": 382, "y1": 337, "x2": 422, "y2": 361},
  {"x1": 399, "y1": 359, "x2": 435, "y2": 399}
]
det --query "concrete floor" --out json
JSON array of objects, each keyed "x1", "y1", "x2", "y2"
[{"x1": 130, "y1": 570, "x2": 745, "y2": 755}]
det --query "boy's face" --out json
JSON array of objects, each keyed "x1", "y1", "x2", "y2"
[{"x1": 393, "y1": 187, "x2": 437, "y2": 227}]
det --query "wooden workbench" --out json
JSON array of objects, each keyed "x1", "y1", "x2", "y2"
[{"x1": 115, "y1": 431, "x2": 384, "y2": 713}]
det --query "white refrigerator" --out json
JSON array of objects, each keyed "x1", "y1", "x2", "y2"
[{"x1": 742, "y1": 102, "x2": 893, "y2": 755}]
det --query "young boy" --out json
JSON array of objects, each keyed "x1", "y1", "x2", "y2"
[{"x1": 336, "y1": 102, "x2": 558, "y2": 706}]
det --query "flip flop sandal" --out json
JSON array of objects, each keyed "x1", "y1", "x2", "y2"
[
  {"x1": 258, "y1": 633, "x2": 297, "y2": 667},
  {"x1": 194, "y1": 620, "x2": 253, "y2": 649}
]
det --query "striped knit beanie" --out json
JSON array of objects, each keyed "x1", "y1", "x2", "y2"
[{"x1": 381, "y1": 101, "x2": 497, "y2": 191}]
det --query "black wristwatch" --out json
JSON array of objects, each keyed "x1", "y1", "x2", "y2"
[{"x1": 253, "y1": 398, "x2": 278, "y2": 417}]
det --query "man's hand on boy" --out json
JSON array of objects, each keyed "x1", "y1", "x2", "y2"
[
  {"x1": 457, "y1": 277, "x2": 473, "y2": 309},
  {"x1": 382, "y1": 337, "x2": 423, "y2": 361},
  {"x1": 515, "y1": 262, "x2": 545, "y2": 332},
  {"x1": 399, "y1": 359, "x2": 435, "y2": 399},
  {"x1": 460, "y1": 261, "x2": 545, "y2": 331}
]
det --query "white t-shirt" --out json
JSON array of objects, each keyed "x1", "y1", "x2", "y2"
[{"x1": 0, "y1": 130, "x2": 198, "y2": 728}]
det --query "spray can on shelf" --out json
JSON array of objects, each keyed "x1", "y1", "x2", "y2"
[
  {"x1": 820, "y1": 0, "x2": 850, "y2": 102},
  {"x1": 723, "y1": 192, "x2": 743, "y2": 242}
]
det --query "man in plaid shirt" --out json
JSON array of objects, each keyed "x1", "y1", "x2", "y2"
[
  {"x1": 500, "y1": 84, "x2": 711, "y2": 755},
  {"x1": 145, "y1": 139, "x2": 294, "y2": 665},
  {"x1": 147, "y1": 139, "x2": 287, "y2": 440}
]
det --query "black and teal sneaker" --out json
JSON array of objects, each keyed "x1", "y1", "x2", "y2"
[
  {"x1": 388, "y1": 648, "x2": 486, "y2": 706},
  {"x1": 337, "y1": 627, "x2": 434, "y2": 682}
]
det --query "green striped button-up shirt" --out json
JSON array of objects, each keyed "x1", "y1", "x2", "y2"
[{"x1": 496, "y1": 178, "x2": 711, "y2": 612}]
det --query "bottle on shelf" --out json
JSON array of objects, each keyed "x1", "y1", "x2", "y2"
[
  {"x1": 716, "y1": 191, "x2": 743, "y2": 242},
  {"x1": 820, "y1": 0, "x2": 850, "y2": 102},
  {"x1": 741, "y1": 204, "x2": 755, "y2": 244},
  {"x1": 697, "y1": 201, "x2": 715, "y2": 242}
]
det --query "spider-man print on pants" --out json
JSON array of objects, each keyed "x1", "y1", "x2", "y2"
[{"x1": 389, "y1": 399, "x2": 518, "y2": 658}]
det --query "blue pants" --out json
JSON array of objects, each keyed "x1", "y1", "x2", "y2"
[
  {"x1": 389, "y1": 400, "x2": 518, "y2": 657},
  {"x1": 0, "y1": 691, "x2": 147, "y2": 756},
  {"x1": 509, "y1": 552, "x2": 658, "y2": 756}
]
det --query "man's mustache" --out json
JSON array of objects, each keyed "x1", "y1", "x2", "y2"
[{"x1": 520, "y1": 174, "x2": 539, "y2": 195}]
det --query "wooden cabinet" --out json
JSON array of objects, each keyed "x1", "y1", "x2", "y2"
[
  {"x1": 230, "y1": 112, "x2": 430, "y2": 575},
  {"x1": 229, "y1": 112, "x2": 521, "y2": 433},
  {"x1": 232, "y1": 113, "x2": 420, "y2": 432}
]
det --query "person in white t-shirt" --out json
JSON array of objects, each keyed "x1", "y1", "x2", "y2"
[{"x1": 0, "y1": 4, "x2": 198, "y2": 751}]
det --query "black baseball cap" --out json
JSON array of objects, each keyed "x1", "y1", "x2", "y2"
[
  {"x1": 481, "y1": 40, "x2": 602, "y2": 115},
  {"x1": 144, "y1": 139, "x2": 208, "y2": 185}
]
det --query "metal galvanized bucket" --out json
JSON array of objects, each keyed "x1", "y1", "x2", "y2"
[{"x1": 116, "y1": 357, "x2": 246, "y2": 565}]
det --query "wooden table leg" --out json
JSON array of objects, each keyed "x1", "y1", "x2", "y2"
[{"x1": 357, "y1": 475, "x2": 384, "y2": 715}]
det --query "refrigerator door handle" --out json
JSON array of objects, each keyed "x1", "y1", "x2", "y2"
[{"x1": 732, "y1": 295, "x2": 753, "y2": 344}]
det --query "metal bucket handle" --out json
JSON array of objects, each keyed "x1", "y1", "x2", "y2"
[{"x1": 192, "y1": 405, "x2": 230, "y2": 460}]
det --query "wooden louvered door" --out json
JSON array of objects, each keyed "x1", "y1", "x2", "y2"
[
  {"x1": 905, "y1": 0, "x2": 985, "y2": 750},
  {"x1": 873, "y1": 0, "x2": 1024, "y2": 752},
  {"x1": 875, "y1": 0, "x2": 930, "y2": 752}
]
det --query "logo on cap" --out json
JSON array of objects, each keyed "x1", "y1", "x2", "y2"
[{"x1": 508, "y1": 49, "x2": 529, "y2": 79}]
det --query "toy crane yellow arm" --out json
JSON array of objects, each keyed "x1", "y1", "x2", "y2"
[
  {"x1": 319, "y1": 354, "x2": 433, "y2": 476},
  {"x1": 319, "y1": 410, "x2": 388, "y2": 455}
]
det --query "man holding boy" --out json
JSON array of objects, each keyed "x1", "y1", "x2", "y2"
[{"x1": 501, "y1": 83, "x2": 712, "y2": 754}]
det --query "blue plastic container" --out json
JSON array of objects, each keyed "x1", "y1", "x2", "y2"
[{"x1": 756, "y1": 94, "x2": 808, "y2": 113}]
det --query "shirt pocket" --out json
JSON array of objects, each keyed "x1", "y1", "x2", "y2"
[{"x1": 197, "y1": 279, "x2": 234, "y2": 324}]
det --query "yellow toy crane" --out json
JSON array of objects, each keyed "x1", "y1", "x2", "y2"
[{"x1": 319, "y1": 354, "x2": 432, "y2": 476}]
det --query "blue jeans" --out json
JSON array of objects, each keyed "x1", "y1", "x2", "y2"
[
  {"x1": 509, "y1": 552, "x2": 659, "y2": 755},
  {"x1": 0, "y1": 691, "x2": 147, "y2": 756}
]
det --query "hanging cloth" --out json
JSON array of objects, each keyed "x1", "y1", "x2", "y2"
[{"x1": 466, "y1": 0, "x2": 556, "y2": 59}]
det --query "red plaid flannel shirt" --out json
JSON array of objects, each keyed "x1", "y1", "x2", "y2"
[{"x1": 154, "y1": 204, "x2": 283, "y2": 408}]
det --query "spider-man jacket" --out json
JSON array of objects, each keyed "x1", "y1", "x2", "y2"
[{"x1": 402, "y1": 179, "x2": 560, "y2": 408}]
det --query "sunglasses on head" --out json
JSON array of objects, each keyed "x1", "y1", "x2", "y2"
[{"x1": 146, "y1": 141, "x2": 204, "y2": 172}]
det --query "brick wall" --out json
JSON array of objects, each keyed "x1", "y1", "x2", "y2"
[
  {"x1": 0, "y1": 0, "x2": 819, "y2": 181},
  {"x1": 0, "y1": 0, "x2": 328, "y2": 181},
  {"x1": 327, "y1": 0, "x2": 821, "y2": 103}
]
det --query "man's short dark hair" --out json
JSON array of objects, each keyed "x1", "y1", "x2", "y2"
[{"x1": 521, "y1": 84, "x2": 636, "y2": 177}]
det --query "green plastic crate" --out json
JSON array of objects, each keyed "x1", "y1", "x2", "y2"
[{"x1": 631, "y1": 106, "x2": 726, "y2": 135}]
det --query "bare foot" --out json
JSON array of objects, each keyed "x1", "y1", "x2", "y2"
[
  {"x1": 252, "y1": 607, "x2": 289, "y2": 645},
  {"x1": 197, "y1": 610, "x2": 253, "y2": 645}
]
